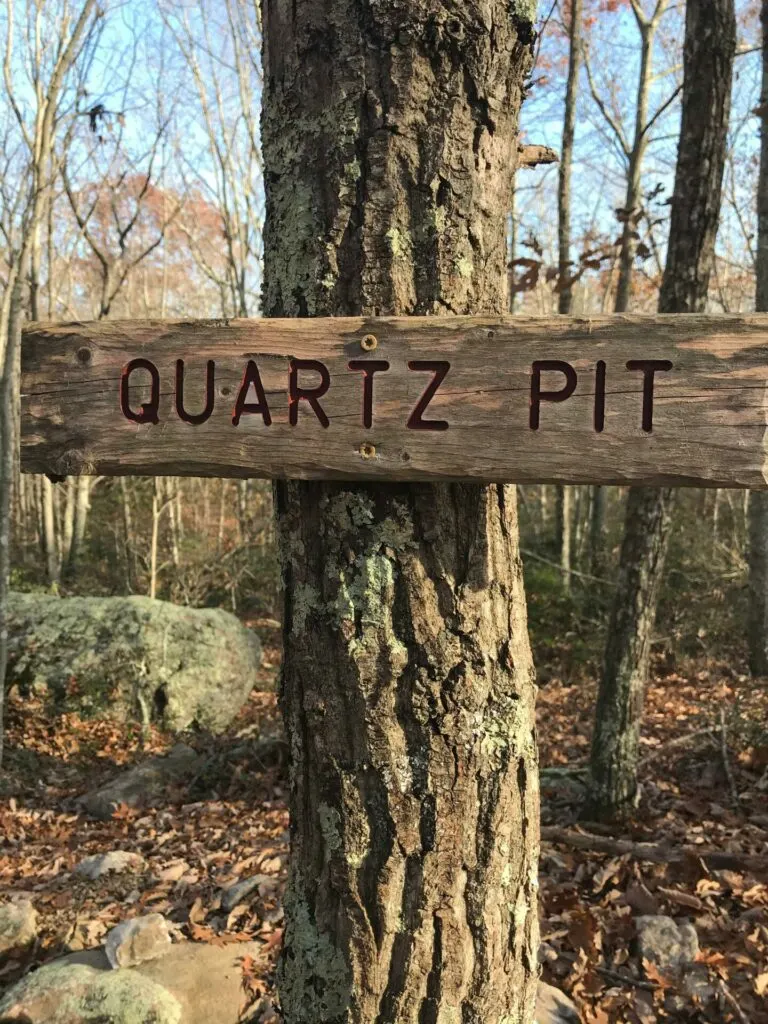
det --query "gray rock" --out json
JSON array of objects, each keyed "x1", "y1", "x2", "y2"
[
  {"x1": 5, "y1": 592, "x2": 261, "y2": 733},
  {"x1": 75, "y1": 851, "x2": 147, "y2": 881},
  {"x1": 0, "y1": 899, "x2": 37, "y2": 959},
  {"x1": 535, "y1": 982, "x2": 581, "y2": 1023},
  {"x1": 105, "y1": 914, "x2": 172, "y2": 969},
  {"x1": 635, "y1": 915, "x2": 699, "y2": 972},
  {"x1": 220, "y1": 874, "x2": 271, "y2": 912},
  {"x1": 1, "y1": 941, "x2": 264, "y2": 1024},
  {"x1": 80, "y1": 744, "x2": 202, "y2": 820},
  {"x1": 0, "y1": 960, "x2": 182, "y2": 1023}
]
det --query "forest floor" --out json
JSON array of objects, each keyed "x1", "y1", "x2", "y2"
[{"x1": 1, "y1": 626, "x2": 767, "y2": 1023}]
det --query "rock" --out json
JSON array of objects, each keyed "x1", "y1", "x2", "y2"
[
  {"x1": 80, "y1": 744, "x2": 202, "y2": 820},
  {"x1": 0, "y1": 941, "x2": 264, "y2": 1024},
  {"x1": 5, "y1": 592, "x2": 262, "y2": 733},
  {"x1": 535, "y1": 982, "x2": 581, "y2": 1023},
  {"x1": 105, "y1": 914, "x2": 172, "y2": 969},
  {"x1": 0, "y1": 961, "x2": 182, "y2": 1023},
  {"x1": 75, "y1": 851, "x2": 146, "y2": 880},
  {"x1": 221, "y1": 874, "x2": 271, "y2": 912},
  {"x1": 0, "y1": 899, "x2": 37, "y2": 959},
  {"x1": 635, "y1": 915, "x2": 699, "y2": 972}
]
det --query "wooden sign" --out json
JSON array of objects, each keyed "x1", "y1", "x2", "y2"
[{"x1": 19, "y1": 314, "x2": 768, "y2": 487}]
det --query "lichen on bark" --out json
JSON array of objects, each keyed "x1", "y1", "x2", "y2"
[{"x1": 262, "y1": 1, "x2": 540, "y2": 1021}]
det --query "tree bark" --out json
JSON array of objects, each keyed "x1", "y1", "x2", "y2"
[
  {"x1": 557, "y1": 0, "x2": 582, "y2": 316},
  {"x1": 41, "y1": 476, "x2": 59, "y2": 585},
  {"x1": 0, "y1": 274, "x2": 23, "y2": 768},
  {"x1": 64, "y1": 476, "x2": 91, "y2": 578},
  {"x1": 748, "y1": 0, "x2": 768, "y2": 676},
  {"x1": 554, "y1": 0, "x2": 581, "y2": 582},
  {"x1": 262, "y1": 2, "x2": 540, "y2": 1021},
  {"x1": 588, "y1": 0, "x2": 736, "y2": 821},
  {"x1": 555, "y1": 485, "x2": 572, "y2": 591}
]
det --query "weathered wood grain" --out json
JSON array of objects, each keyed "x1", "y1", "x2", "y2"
[{"x1": 20, "y1": 314, "x2": 768, "y2": 487}]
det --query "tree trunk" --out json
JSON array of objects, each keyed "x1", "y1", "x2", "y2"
[
  {"x1": 119, "y1": 477, "x2": 136, "y2": 591},
  {"x1": 262, "y1": 2, "x2": 540, "y2": 1021},
  {"x1": 555, "y1": 485, "x2": 572, "y2": 591},
  {"x1": 42, "y1": 476, "x2": 59, "y2": 585},
  {"x1": 556, "y1": 0, "x2": 581, "y2": 575},
  {"x1": 588, "y1": 0, "x2": 736, "y2": 821},
  {"x1": 557, "y1": 0, "x2": 582, "y2": 316},
  {"x1": 0, "y1": 273, "x2": 23, "y2": 769},
  {"x1": 65, "y1": 476, "x2": 91, "y2": 578},
  {"x1": 588, "y1": 486, "x2": 674, "y2": 815},
  {"x1": 62, "y1": 477, "x2": 76, "y2": 566},
  {"x1": 748, "y1": 0, "x2": 768, "y2": 676},
  {"x1": 150, "y1": 479, "x2": 161, "y2": 601},
  {"x1": 588, "y1": 485, "x2": 606, "y2": 579}
]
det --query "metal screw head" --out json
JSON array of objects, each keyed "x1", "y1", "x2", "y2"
[
  {"x1": 360, "y1": 334, "x2": 378, "y2": 352},
  {"x1": 359, "y1": 442, "x2": 376, "y2": 459}
]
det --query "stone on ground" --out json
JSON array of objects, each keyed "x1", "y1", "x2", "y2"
[
  {"x1": 0, "y1": 899, "x2": 37, "y2": 959},
  {"x1": 635, "y1": 914, "x2": 699, "y2": 972},
  {"x1": 75, "y1": 851, "x2": 147, "y2": 880},
  {"x1": 0, "y1": 961, "x2": 182, "y2": 1023},
  {"x1": 104, "y1": 914, "x2": 171, "y2": 969},
  {"x1": 0, "y1": 941, "x2": 263, "y2": 1024},
  {"x1": 535, "y1": 982, "x2": 581, "y2": 1023},
  {"x1": 220, "y1": 874, "x2": 271, "y2": 912},
  {"x1": 5, "y1": 592, "x2": 261, "y2": 733},
  {"x1": 80, "y1": 743, "x2": 202, "y2": 820}
]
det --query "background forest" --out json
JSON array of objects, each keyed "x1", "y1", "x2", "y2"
[{"x1": 1, "y1": 1, "x2": 767, "y2": 1023}]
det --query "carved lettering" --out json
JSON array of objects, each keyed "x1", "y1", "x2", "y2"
[
  {"x1": 289, "y1": 359, "x2": 330, "y2": 427},
  {"x1": 594, "y1": 359, "x2": 606, "y2": 433},
  {"x1": 232, "y1": 360, "x2": 272, "y2": 426},
  {"x1": 530, "y1": 360, "x2": 577, "y2": 430},
  {"x1": 120, "y1": 358, "x2": 160, "y2": 425},
  {"x1": 348, "y1": 360, "x2": 390, "y2": 428},
  {"x1": 176, "y1": 359, "x2": 215, "y2": 425},
  {"x1": 406, "y1": 361, "x2": 450, "y2": 431},
  {"x1": 626, "y1": 359, "x2": 673, "y2": 432}
]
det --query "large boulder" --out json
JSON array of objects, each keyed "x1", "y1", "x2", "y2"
[
  {"x1": 0, "y1": 960, "x2": 182, "y2": 1023},
  {"x1": 0, "y1": 941, "x2": 264, "y2": 1024},
  {"x1": 4, "y1": 592, "x2": 261, "y2": 733}
]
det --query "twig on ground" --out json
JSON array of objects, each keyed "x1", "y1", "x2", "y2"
[
  {"x1": 637, "y1": 726, "x2": 716, "y2": 766},
  {"x1": 556, "y1": 950, "x2": 657, "y2": 992},
  {"x1": 540, "y1": 766, "x2": 589, "y2": 779},
  {"x1": 540, "y1": 826, "x2": 768, "y2": 875},
  {"x1": 718, "y1": 979, "x2": 751, "y2": 1024}
]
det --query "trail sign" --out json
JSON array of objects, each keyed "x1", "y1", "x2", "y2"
[{"x1": 20, "y1": 313, "x2": 768, "y2": 488}]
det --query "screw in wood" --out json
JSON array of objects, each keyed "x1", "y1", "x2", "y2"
[
  {"x1": 359, "y1": 442, "x2": 376, "y2": 459},
  {"x1": 360, "y1": 334, "x2": 378, "y2": 351}
]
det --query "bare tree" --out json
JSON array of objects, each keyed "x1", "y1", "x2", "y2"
[
  {"x1": 583, "y1": 0, "x2": 678, "y2": 581},
  {"x1": 0, "y1": 0, "x2": 101, "y2": 766},
  {"x1": 587, "y1": 0, "x2": 737, "y2": 821},
  {"x1": 161, "y1": 0, "x2": 262, "y2": 318},
  {"x1": 748, "y1": 4, "x2": 768, "y2": 677}
]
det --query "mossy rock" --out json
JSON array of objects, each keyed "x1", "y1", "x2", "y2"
[
  {"x1": 5, "y1": 593, "x2": 261, "y2": 734},
  {"x1": 0, "y1": 960, "x2": 182, "y2": 1023}
]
